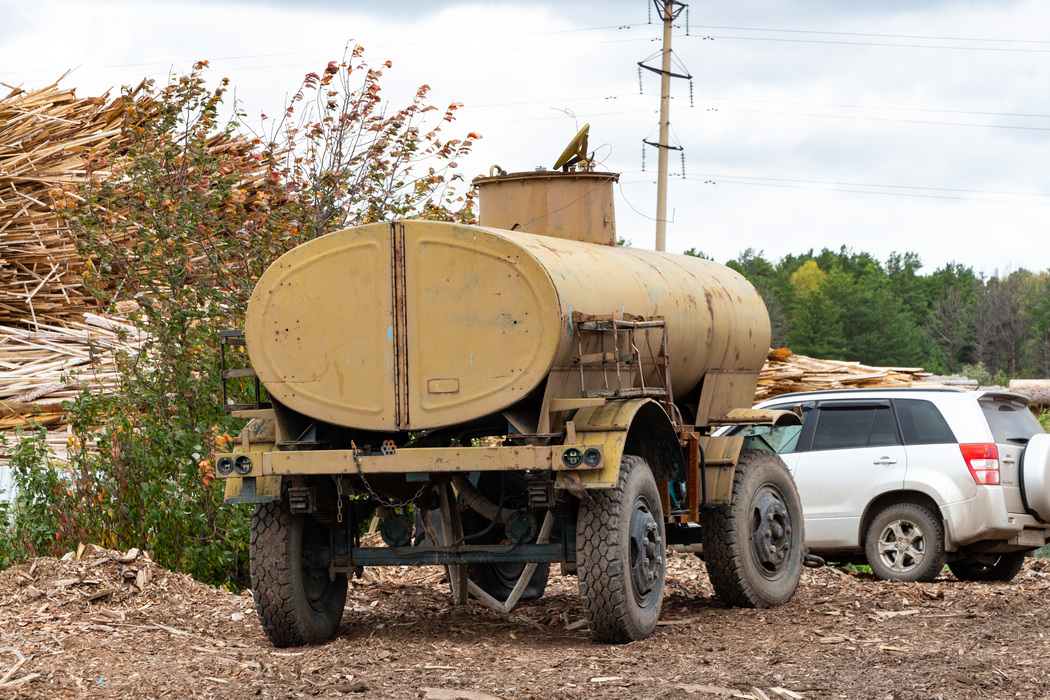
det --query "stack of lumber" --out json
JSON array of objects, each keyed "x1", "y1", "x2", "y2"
[
  {"x1": 756, "y1": 347, "x2": 939, "y2": 401},
  {"x1": 0, "y1": 81, "x2": 131, "y2": 328},
  {"x1": 0, "y1": 76, "x2": 280, "y2": 478},
  {"x1": 1009, "y1": 380, "x2": 1050, "y2": 407},
  {"x1": 0, "y1": 79, "x2": 273, "y2": 332},
  {"x1": 0, "y1": 313, "x2": 147, "y2": 464}
]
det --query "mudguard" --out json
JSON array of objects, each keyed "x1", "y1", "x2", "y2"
[
  {"x1": 558, "y1": 398, "x2": 681, "y2": 489},
  {"x1": 223, "y1": 474, "x2": 282, "y2": 504}
]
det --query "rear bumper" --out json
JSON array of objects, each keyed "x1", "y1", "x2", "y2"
[{"x1": 941, "y1": 485, "x2": 1050, "y2": 550}]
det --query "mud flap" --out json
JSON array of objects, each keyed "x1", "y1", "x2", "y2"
[{"x1": 224, "y1": 475, "x2": 282, "y2": 504}]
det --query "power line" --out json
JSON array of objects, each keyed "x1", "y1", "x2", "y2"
[
  {"x1": 698, "y1": 34, "x2": 1050, "y2": 54},
  {"x1": 5, "y1": 18, "x2": 1049, "y2": 82},
  {"x1": 0, "y1": 24, "x2": 650, "y2": 80},
  {"x1": 694, "y1": 25, "x2": 1050, "y2": 46},
  {"x1": 696, "y1": 95, "x2": 1050, "y2": 121},
  {"x1": 722, "y1": 107, "x2": 1050, "y2": 132},
  {"x1": 619, "y1": 173, "x2": 1050, "y2": 206}
]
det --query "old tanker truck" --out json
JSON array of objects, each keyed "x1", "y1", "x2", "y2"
[{"x1": 214, "y1": 130, "x2": 805, "y2": 645}]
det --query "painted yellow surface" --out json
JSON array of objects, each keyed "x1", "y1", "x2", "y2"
[
  {"x1": 244, "y1": 224, "x2": 397, "y2": 430},
  {"x1": 215, "y1": 444, "x2": 604, "y2": 476},
  {"x1": 401, "y1": 223, "x2": 562, "y2": 429},
  {"x1": 244, "y1": 219, "x2": 768, "y2": 431},
  {"x1": 557, "y1": 399, "x2": 653, "y2": 489}
]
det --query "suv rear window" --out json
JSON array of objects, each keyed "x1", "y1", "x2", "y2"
[
  {"x1": 980, "y1": 398, "x2": 1044, "y2": 443},
  {"x1": 894, "y1": 399, "x2": 956, "y2": 445}
]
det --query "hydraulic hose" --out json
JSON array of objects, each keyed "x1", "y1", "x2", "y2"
[{"x1": 452, "y1": 475, "x2": 513, "y2": 525}]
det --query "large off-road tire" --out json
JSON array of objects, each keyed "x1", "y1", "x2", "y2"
[
  {"x1": 864, "y1": 502, "x2": 946, "y2": 582},
  {"x1": 464, "y1": 474, "x2": 549, "y2": 602},
  {"x1": 701, "y1": 449, "x2": 804, "y2": 608},
  {"x1": 577, "y1": 455, "x2": 666, "y2": 643},
  {"x1": 948, "y1": 551, "x2": 1027, "y2": 582},
  {"x1": 251, "y1": 500, "x2": 348, "y2": 647}
]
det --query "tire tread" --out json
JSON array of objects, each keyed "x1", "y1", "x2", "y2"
[
  {"x1": 700, "y1": 450, "x2": 803, "y2": 608},
  {"x1": 577, "y1": 455, "x2": 664, "y2": 643},
  {"x1": 251, "y1": 500, "x2": 346, "y2": 647}
]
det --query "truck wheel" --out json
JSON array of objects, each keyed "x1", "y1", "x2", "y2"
[
  {"x1": 864, "y1": 503, "x2": 946, "y2": 582},
  {"x1": 251, "y1": 500, "x2": 347, "y2": 647},
  {"x1": 701, "y1": 449, "x2": 803, "y2": 608},
  {"x1": 948, "y1": 551, "x2": 1027, "y2": 582},
  {"x1": 577, "y1": 455, "x2": 665, "y2": 643},
  {"x1": 465, "y1": 474, "x2": 549, "y2": 601}
]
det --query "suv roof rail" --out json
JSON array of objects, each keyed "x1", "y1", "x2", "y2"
[{"x1": 763, "y1": 387, "x2": 964, "y2": 402}]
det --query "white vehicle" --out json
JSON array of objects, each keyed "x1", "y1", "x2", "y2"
[{"x1": 725, "y1": 388, "x2": 1050, "y2": 582}]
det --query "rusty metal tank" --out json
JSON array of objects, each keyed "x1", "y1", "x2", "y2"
[{"x1": 243, "y1": 172, "x2": 769, "y2": 432}]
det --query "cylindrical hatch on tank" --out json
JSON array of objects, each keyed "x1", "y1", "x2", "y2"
[{"x1": 473, "y1": 170, "x2": 618, "y2": 246}]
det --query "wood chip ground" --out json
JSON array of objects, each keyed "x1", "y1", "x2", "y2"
[{"x1": 2, "y1": 546, "x2": 1049, "y2": 699}]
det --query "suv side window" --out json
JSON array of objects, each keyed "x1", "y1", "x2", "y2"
[
  {"x1": 869, "y1": 406, "x2": 899, "y2": 446},
  {"x1": 811, "y1": 405, "x2": 899, "y2": 451},
  {"x1": 894, "y1": 399, "x2": 956, "y2": 445}
]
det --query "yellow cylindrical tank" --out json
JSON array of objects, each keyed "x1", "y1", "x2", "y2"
[{"x1": 244, "y1": 220, "x2": 769, "y2": 431}]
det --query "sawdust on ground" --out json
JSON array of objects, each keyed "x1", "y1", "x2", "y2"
[{"x1": 2, "y1": 545, "x2": 1049, "y2": 699}]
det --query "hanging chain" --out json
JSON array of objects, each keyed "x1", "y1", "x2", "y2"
[
  {"x1": 335, "y1": 476, "x2": 344, "y2": 523},
  {"x1": 350, "y1": 440, "x2": 428, "y2": 508}
]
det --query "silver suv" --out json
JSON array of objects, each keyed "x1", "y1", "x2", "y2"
[{"x1": 728, "y1": 388, "x2": 1050, "y2": 582}]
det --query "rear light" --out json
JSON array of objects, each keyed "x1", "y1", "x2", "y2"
[{"x1": 960, "y1": 443, "x2": 1000, "y2": 485}]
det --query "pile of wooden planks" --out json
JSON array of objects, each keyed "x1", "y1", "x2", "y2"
[
  {"x1": 0, "y1": 313, "x2": 147, "y2": 465},
  {"x1": 0, "y1": 78, "x2": 272, "y2": 332},
  {"x1": 756, "y1": 347, "x2": 939, "y2": 401},
  {"x1": 0, "y1": 80, "x2": 132, "y2": 329}
]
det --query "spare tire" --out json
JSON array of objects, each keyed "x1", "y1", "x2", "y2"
[{"x1": 1020, "y1": 434, "x2": 1050, "y2": 522}]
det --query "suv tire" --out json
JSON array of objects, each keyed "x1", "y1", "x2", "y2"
[
  {"x1": 865, "y1": 503, "x2": 946, "y2": 582},
  {"x1": 948, "y1": 551, "x2": 1027, "y2": 582}
]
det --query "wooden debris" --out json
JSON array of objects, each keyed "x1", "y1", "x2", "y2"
[
  {"x1": 1010, "y1": 379, "x2": 1050, "y2": 407},
  {"x1": 757, "y1": 348, "x2": 941, "y2": 401},
  {"x1": 0, "y1": 81, "x2": 125, "y2": 329},
  {"x1": 678, "y1": 685, "x2": 737, "y2": 696},
  {"x1": 421, "y1": 690, "x2": 504, "y2": 700}
]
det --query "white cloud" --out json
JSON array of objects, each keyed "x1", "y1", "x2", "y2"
[{"x1": 1, "y1": 0, "x2": 1047, "y2": 275}]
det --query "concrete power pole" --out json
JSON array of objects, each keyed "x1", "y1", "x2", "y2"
[{"x1": 641, "y1": 0, "x2": 689, "y2": 252}]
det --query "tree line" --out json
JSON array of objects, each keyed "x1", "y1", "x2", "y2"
[{"x1": 696, "y1": 247, "x2": 1050, "y2": 382}]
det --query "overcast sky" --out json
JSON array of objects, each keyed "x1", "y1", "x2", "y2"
[{"x1": 2, "y1": 0, "x2": 1048, "y2": 276}]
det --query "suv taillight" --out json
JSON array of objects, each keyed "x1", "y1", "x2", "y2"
[{"x1": 960, "y1": 443, "x2": 1000, "y2": 485}]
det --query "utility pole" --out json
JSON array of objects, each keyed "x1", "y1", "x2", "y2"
[{"x1": 640, "y1": 0, "x2": 689, "y2": 252}]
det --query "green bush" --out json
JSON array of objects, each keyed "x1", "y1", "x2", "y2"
[
  {"x1": 0, "y1": 428, "x2": 66, "y2": 568},
  {"x1": 0, "y1": 54, "x2": 478, "y2": 587}
]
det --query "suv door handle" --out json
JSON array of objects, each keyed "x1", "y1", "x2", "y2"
[{"x1": 874, "y1": 457, "x2": 898, "y2": 465}]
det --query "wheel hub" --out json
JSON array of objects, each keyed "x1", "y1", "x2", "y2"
[
  {"x1": 628, "y1": 500, "x2": 663, "y2": 601},
  {"x1": 876, "y1": 519, "x2": 925, "y2": 572},
  {"x1": 751, "y1": 488, "x2": 793, "y2": 574},
  {"x1": 301, "y1": 520, "x2": 335, "y2": 608}
]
